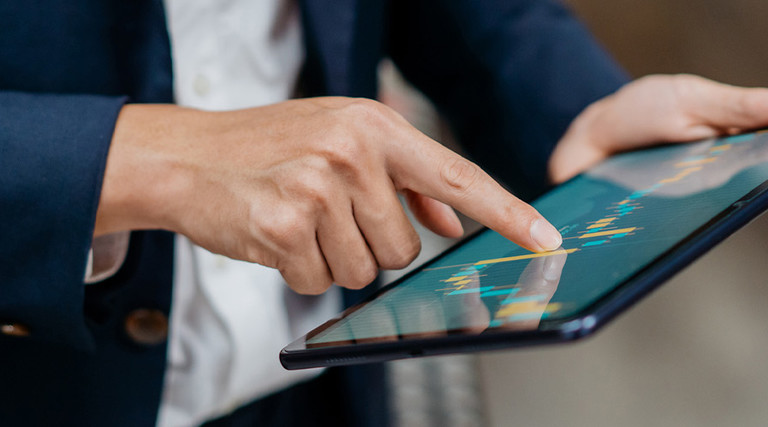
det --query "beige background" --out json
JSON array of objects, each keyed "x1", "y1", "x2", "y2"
[
  {"x1": 479, "y1": 1, "x2": 768, "y2": 426},
  {"x1": 563, "y1": 0, "x2": 768, "y2": 86}
]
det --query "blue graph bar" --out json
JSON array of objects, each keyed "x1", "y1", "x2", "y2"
[
  {"x1": 448, "y1": 286, "x2": 494, "y2": 296},
  {"x1": 481, "y1": 288, "x2": 521, "y2": 298}
]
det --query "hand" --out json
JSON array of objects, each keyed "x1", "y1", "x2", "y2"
[
  {"x1": 96, "y1": 98, "x2": 563, "y2": 294},
  {"x1": 549, "y1": 74, "x2": 768, "y2": 183}
]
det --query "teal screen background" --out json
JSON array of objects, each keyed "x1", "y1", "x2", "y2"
[{"x1": 307, "y1": 132, "x2": 768, "y2": 346}]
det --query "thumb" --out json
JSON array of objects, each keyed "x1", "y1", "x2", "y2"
[{"x1": 681, "y1": 76, "x2": 768, "y2": 132}]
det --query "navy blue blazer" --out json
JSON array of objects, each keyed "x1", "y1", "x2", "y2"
[{"x1": 0, "y1": 0, "x2": 627, "y2": 425}]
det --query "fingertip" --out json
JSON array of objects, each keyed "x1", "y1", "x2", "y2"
[{"x1": 529, "y1": 219, "x2": 562, "y2": 252}]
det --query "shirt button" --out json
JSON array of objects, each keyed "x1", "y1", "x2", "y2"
[
  {"x1": 193, "y1": 74, "x2": 210, "y2": 97},
  {"x1": 124, "y1": 309, "x2": 168, "y2": 346},
  {"x1": 0, "y1": 322, "x2": 30, "y2": 337}
]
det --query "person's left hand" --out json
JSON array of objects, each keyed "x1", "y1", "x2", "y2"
[{"x1": 549, "y1": 74, "x2": 768, "y2": 183}]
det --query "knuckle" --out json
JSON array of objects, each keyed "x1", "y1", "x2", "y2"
[
  {"x1": 440, "y1": 157, "x2": 482, "y2": 196},
  {"x1": 379, "y1": 234, "x2": 421, "y2": 270},
  {"x1": 304, "y1": 281, "x2": 333, "y2": 295},
  {"x1": 303, "y1": 181, "x2": 333, "y2": 210},
  {"x1": 259, "y1": 206, "x2": 308, "y2": 252},
  {"x1": 323, "y1": 137, "x2": 366, "y2": 171},
  {"x1": 283, "y1": 266, "x2": 333, "y2": 295},
  {"x1": 342, "y1": 97, "x2": 382, "y2": 115},
  {"x1": 344, "y1": 261, "x2": 378, "y2": 290},
  {"x1": 296, "y1": 160, "x2": 336, "y2": 209},
  {"x1": 340, "y1": 98, "x2": 391, "y2": 127},
  {"x1": 303, "y1": 154, "x2": 334, "y2": 176},
  {"x1": 363, "y1": 203, "x2": 392, "y2": 227},
  {"x1": 311, "y1": 134, "x2": 369, "y2": 183},
  {"x1": 278, "y1": 258, "x2": 331, "y2": 294}
]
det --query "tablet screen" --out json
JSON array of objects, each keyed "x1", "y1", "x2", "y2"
[{"x1": 306, "y1": 132, "x2": 768, "y2": 347}]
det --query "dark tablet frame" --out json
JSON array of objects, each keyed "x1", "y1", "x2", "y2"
[{"x1": 280, "y1": 157, "x2": 768, "y2": 371}]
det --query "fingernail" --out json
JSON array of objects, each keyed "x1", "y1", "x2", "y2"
[{"x1": 530, "y1": 219, "x2": 562, "y2": 251}]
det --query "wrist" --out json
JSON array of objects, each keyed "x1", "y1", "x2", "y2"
[{"x1": 94, "y1": 104, "x2": 202, "y2": 236}]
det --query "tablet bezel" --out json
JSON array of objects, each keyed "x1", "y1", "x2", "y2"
[{"x1": 281, "y1": 151, "x2": 768, "y2": 370}]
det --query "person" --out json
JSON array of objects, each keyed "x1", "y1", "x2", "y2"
[{"x1": 3, "y1": 0, "x2": 768, "y2": 426}]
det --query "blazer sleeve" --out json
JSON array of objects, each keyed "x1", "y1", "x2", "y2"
[
  {"x1": 388, "y1": 0, "x2": 630, "y2": 200},
  {"x1": 0, "y1": 91, "x2": 126, "y2": 349}
]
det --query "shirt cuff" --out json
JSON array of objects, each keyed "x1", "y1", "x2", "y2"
[{"x1": 84, "y1": 232, "x2": 130, "y2": 284}]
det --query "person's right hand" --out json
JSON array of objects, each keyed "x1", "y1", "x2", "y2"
[{"x1": 95, "y1": 97, "x2": 562, "y2": 294}]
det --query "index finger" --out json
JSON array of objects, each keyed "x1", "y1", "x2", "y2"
[{"x1": 385, "y1": 129, "x2": 562, "y2": 252}]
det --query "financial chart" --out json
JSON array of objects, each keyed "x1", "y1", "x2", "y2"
[{"x1": 306, "y1": 132, "x2": 768, "y2": 346}]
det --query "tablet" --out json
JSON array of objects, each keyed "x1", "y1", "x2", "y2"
[{"x1": 281, "y1": 130, "x2": 768, "y2": 370}]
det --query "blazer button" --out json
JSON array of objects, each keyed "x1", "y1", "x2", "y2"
[
  {"x1": 0, "y1": 322, "x2": 30, "y2": 337},
  {"x1": 124, "y1": 309, "x2": 168, "y2": 346}
]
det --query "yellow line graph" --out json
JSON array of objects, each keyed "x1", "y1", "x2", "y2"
[
  {"x1": 587, "y1": 217, "x2": 616, "y2": 229},
  {"x1": 660, "y1": 166, "x2": 702, "y2": 183},
  {"x1": 675, "y1": 158, "x2": 716, "y2": 168},
  {"x1": 474, "y1": 248, "x2": 578, "y2": 266},
  {"x1": 710, "y1": 144, "x2": 731, "y2": 153},
  {"x1": 578, "y1": 227, "x2": 636, "y2": 239}
]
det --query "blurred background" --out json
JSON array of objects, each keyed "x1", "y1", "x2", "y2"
[{"x1": 378, "y1": 1, "x2": 768, "y2": 426}]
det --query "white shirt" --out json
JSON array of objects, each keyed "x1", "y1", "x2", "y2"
[{"x1": 155, "y1": 1, "x2": 340, "y2": 426}]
